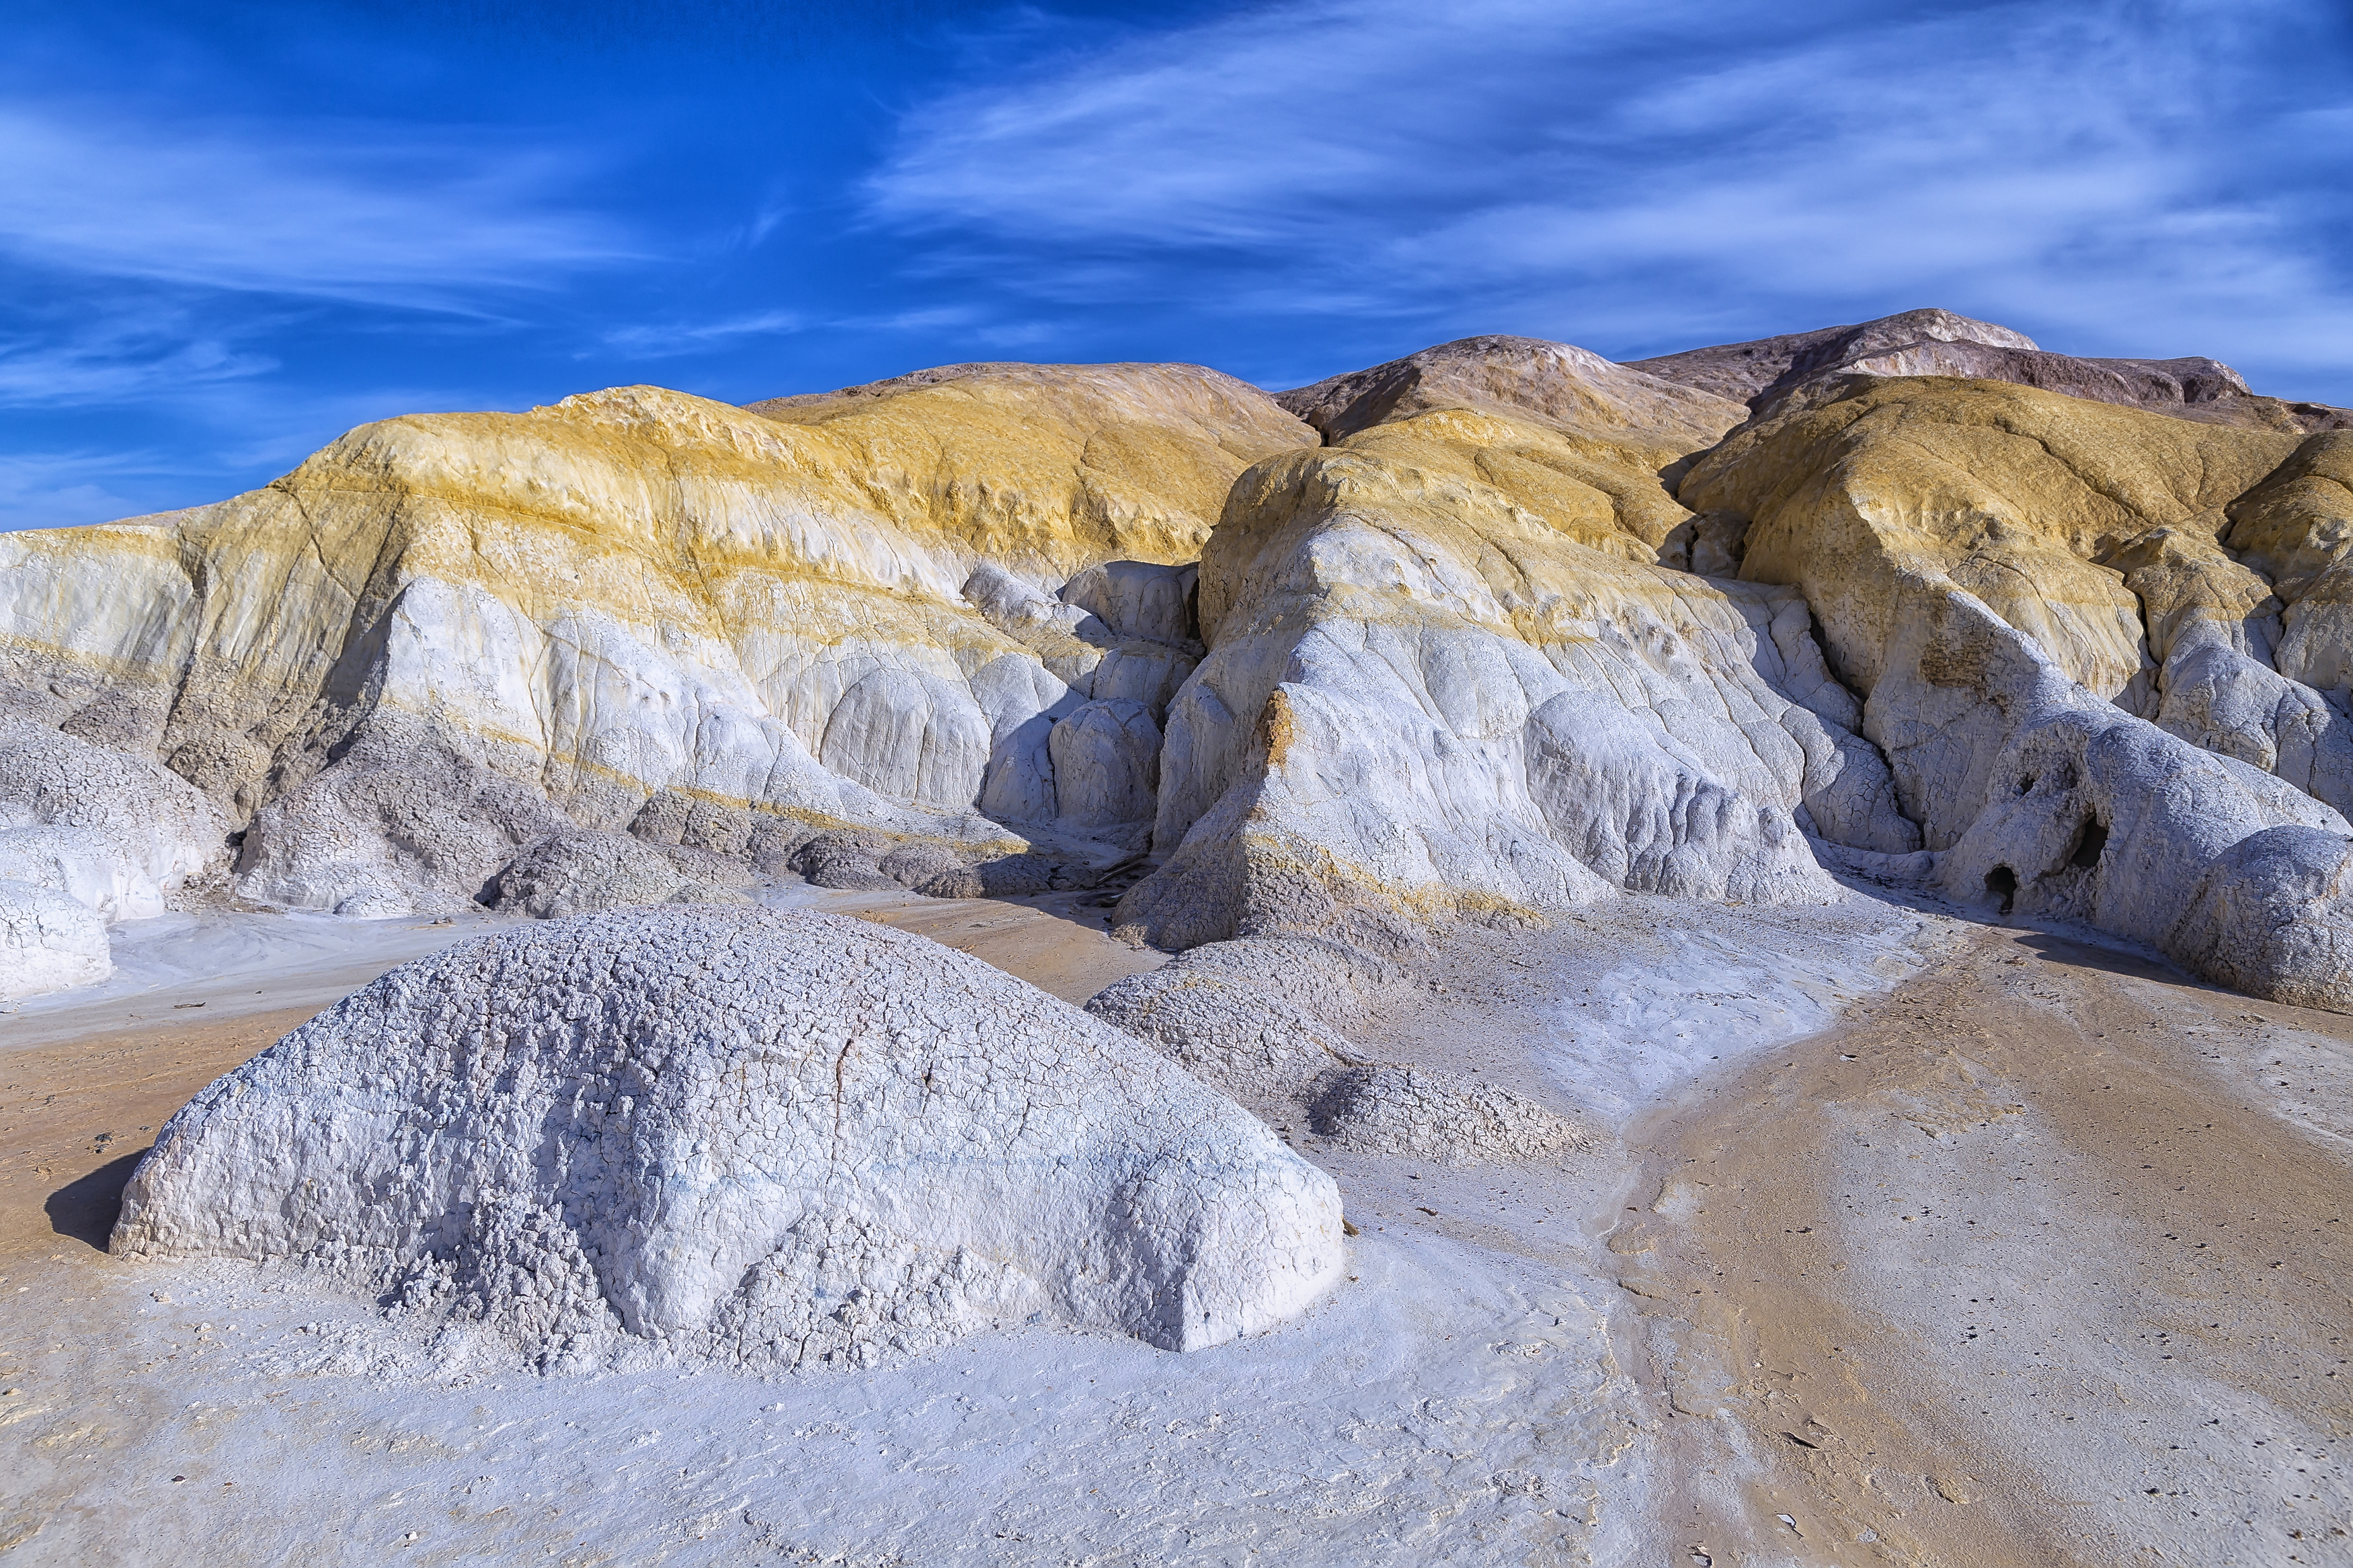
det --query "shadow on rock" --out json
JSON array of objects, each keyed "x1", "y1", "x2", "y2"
[{"x1": 46, "y1": 1149, "x2": 149, "y2": 1251}]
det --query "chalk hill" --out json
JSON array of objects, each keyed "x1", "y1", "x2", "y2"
[
  {"x1": 114, "y1": 907, "x2": 1345, "y2": 1365},
  {"x1": 9, "y1": 311, "x2": 2353, "y2": 1009}
]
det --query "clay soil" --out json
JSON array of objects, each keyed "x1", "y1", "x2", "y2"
[
  {"x1": 5, "y1": 897, "x2": 2351, "y2": 1564},
  {"x1": 1611, "y1": 923, "x2": 2353, "y2": 1565}
]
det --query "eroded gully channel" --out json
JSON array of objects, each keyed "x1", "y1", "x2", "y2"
[{"x1": 1600, "y1": 921, "x2": 2353, "y2": 1567}]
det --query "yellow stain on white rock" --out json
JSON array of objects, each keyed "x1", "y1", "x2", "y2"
[{"x1": 0, "y1": 366, "x2": 1312, "y2": 916}]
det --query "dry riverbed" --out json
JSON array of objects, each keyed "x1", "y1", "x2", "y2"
[{"x1": 3, "y1": 885, "x2": 2350, "y2": 1565}]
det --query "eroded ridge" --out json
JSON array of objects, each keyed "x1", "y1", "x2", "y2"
[{"x1": 111, "y1": 907, "x2": 1347, "y2": 1371}]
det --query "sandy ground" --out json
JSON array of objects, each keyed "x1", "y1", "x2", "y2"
[
  {"x1": 1607, "y1": 923, "x2": 2353, "y2": 1567},
  {"x1": 3, "y1": 882, "x2": 2350, "y2": 1565}
]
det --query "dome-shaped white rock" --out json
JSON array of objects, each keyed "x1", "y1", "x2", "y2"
[
  {"x1": 112, "y1": 908, "x2": 1345, "y2": 1366},
  {"x1": 0, "y1": 878, "x2": 112, "y2": 1001},
  {"x1": 1050, "y1": 699, "x2": 1162, "y2": 831},
  {"x1": 0, "y1": 718, "x2": 227, "y2": 916}
]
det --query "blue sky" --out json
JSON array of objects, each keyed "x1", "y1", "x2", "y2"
[{"x1": 4, "y1": 0, "x2": 2350, "y2": 530}]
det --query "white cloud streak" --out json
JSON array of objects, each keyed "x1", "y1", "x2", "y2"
[
  {"x1": 602, "y1": 310, "x2": 810, "y2": 356},
  {"x1": 865, "y1": 0, "x2": 2353, "y2": 393},
  {"x1": 0, "y1": 104, "x2": 635, "y2": 309},
  {"x1": 0, "y1": 448, "x2": 186, "y2": 532},
  {"x1": 0, "y1": 308, "x2": 276, "y2": 408}
]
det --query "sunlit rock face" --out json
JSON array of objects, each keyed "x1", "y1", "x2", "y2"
[
  {"x1": 0, "y1": 364, "x2": 1312, "y2": 919},
  {"x1": 113, "y1": 907, "x2": 1347, "y2": 1368},
  {"x1": 1117, "y1": 337, "x2": 1915, "y2": 953},
  {"x1": 9, "y1": 313, "x2": 2353, "y2": 1014},
  {"x1": 1679, "y1": 373, "x2": 2353, "y2": 1005},
  {"x1": 0, "y1": 879, "x2": 111, "y2": 1002},
  {"x1": 1630, "y1": 306, "x2": 2353, "y2": 434}
]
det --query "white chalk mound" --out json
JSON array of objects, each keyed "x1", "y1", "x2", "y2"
[
  {"x1": 1088, "y1": 938, "x2": 1587, "y2": 1164},
  {"x1": 0, "y1": 878, "x2": 111, "y2": 1001},
  {"x1": 484, "y1": 829, "x2": 754, "y2": 917},
  {"x1": 0, "y1": 716, "x2": 227, "y2": 925},
  {"x1": 113, "y1": 908, "x2": 1345, "y2": 1368}
]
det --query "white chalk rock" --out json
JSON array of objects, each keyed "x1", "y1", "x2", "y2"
[
  {"x1": 1088, "y1": 963, "x2": 1375, "y2": 1110},
  {"x1": 0, "y1": 825, "x2": 166, "y2": 921},
  {"x1": 1119, "y1": 419, "x2": 1912, "y2": 949},
  {"x1": 1050, "y1": 699, "x2": 1162, "y2": 833},
  {"x1": 485, "y1": 830, "x2": 752, "y2": 919},
  {"x1": 233, "y1": 715, "x2": 573, "y2": 918},
  {"x1": 2170, "y1": 826, "x2": 2353, "y2": 1009},
  {"x1": 0, "y1": 878, "x2": 112, "y2": 1001},
  {"x1": 0, "y1": 370, "x2": 1313, "y2": 915},
  {"x1": 0, "y1": 718, "x2": 225, "y2": 915},
  {"x1": 1061, "y1": 561, "x2": 1199, "y2": 645},
  {"x1": 1088, "y1": 939, "x2": 1587, "y2": 1164},
  {"x1": 113, "y1": 908, "x2": 1345, "y2": 1366}
]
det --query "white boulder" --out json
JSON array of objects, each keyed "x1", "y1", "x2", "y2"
[
  {"x1": 0, "y1": 878, "x2": 112, "y2": 1001},
  {"x1": 113, "y1": 909, "x2": 1345, "y2": 1368},
  {"x1": 1088, "y1": 938, "x2": 1587, "y2": 1164},
  {"x1": 0, "y1": 716, "x2": 226, "y2": 914}
]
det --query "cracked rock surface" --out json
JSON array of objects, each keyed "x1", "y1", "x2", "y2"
[{"x1": 111, "y1": 907, "x2": 1346, "y2": 1368}]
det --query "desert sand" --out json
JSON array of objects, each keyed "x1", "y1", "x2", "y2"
[
  {"x1": 6, "y1": 878, "x2": 2347, "y2": 1564},
  {"x1": 8, "y1": 312, "x2": 2353, "y2": 1564}
]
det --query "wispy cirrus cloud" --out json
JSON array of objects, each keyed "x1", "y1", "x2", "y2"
[
  {"x1": 0, "y1": 448, "x2": 189, "y2": 530},
  {"x1": 597, "y1": 303, "x2": 1040, "y2": 362},
  {"x1": 0, "y1": 93, "x2": 655, "y2": 528},
  {"x1": 865, "y1": 0, "x2": 2353, "y2": 395},
  {"x1": 0, "y1": 304, "x2": 276, "y2": 408},
  {"x1": 0, "y1": 103, "x2": 638, "y2": 310},
  {"x1": 602, "y1": 309, "x2": 809, "y2": 357}
]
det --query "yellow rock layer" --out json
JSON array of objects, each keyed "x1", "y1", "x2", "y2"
[{"x1": 1679, "y1": 375, "x2": 2303, "y2": 702}]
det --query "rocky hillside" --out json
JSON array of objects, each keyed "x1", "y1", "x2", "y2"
[{"x1": 7, "y1": 311, "x2": 2353, "y2": 1008}]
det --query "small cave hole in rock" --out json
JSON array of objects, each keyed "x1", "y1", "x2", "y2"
[
  {"x1": 1984, "y1": 865, "x2": 2018, "y2": 914},
  {"x1": 2016, "y1": 774, "x2": 2036, "y2": 796},
  {"x1": 2067, "y1": 817, "x2": 2108, "y2": 868}
]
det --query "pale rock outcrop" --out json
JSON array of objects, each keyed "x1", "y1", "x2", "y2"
[
  {"x1": 1088, "y1": 962, "x2": 1373, "y2": 1110},
  {"x1": 1061, "y1": 559, "x2": 1201, "y2": 645},
  {"x1": 0, "y1": 365, "x2": 1313, "y2": 916},
  {"x1": 1681, "y1": 376, "x2": 2353, "y2": 1005},
  {"x1": 2170, "y1": 827, "x2": 2353, "y2": 1010},
  {"x1": 484, "y1": 829, "x2": 754, "y2": 918},
  {"x1": 1630, "y1": 307, "x2": 2353, "y2": 434},
  {"x1": 0, "y1": 717, "x2": 227, "y2": 919},
  {"x1": 1087, "y1": 938, "x2": 1586, "y2": 1165},
  {"x1": 2227, "y1": 433, "x2": 2353, "y2": 696},
  {"x1": 0, "y1": 717, "x2": 225, "y2": 997},
  {"x1": 1301, "y1": 1066, "x2": 1590, "y2": 1164},
  {"x1": 114, "y1": 908, "x2": 1346, "y2": 1368},
  {"x1": 0, "y1": 827, "x2": 167, "y2": 927},
  {"x1": 1279, "y1": 335, "x2": 1747, "y2": 454},
  {"x1": 0, "y1": 879, "x2": 112, "y2": 1001},
  {"x1": 1117, "y1": 357, "x2": 1917, "y2": 951},
  {"x1": 1049, "y1": 699, "x2": 1162, "y2": 843}
]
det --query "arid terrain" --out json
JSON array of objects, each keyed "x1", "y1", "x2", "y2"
[
  {"x1": 7, "y1": 309, "x2": 2353, "y2": 1564},
  {"x1": 7, "y1": 877, "x2": 2350, "y2": 1565}
]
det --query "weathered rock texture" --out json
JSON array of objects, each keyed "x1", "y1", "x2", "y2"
[
  {"x1": 0, "y1": 880, "x2": 110, "y2": 1003},
  {"x1": 0, "y1": 716, "x2": 226, "y2": 921},
  {"x1": 11, "y1": 315, "x2": 2353, "y2": 1013},
  {"x1": 0, "y1": 364, "x2": 1310, "y2": 921},
  {"x1": 1630, "y1": 307, "x2": 2353, "y2": 434},
  {"x1": 0, "y1": 716, "x2": 230, "y2": 995},
  {"x1": 482, "y1": 829, "x2": 754, "y2": 919},
  {"x1": 113, "y1": 908, "x2": 1346, "y2": 1367},
  {"x1": 1087, "y1": 937, "x2": 1587, "y2": 1164},
  {"x1": 1679, "y1": 374, "x2": 2353, "y2": 1004},
  {"x1": 1117, "y1": 343, "x2": 1915, "y2": 951}
]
